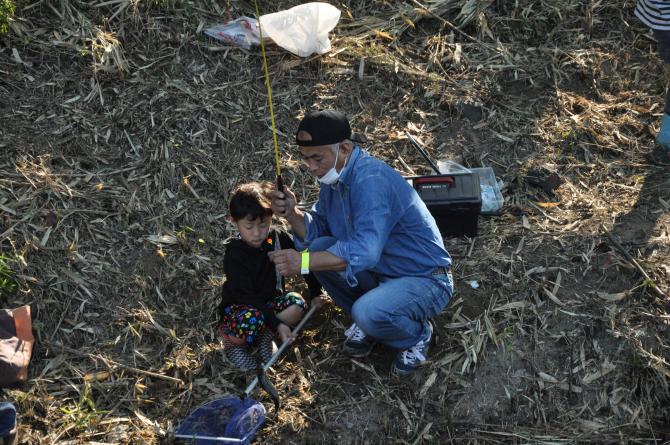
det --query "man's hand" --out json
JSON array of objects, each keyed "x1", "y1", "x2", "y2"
[
  {"x1": 270, "y1": 184, "x2": 307, "y2": 239},
  {"x1": 276, "y1": 323, "x2": 294, "y2": 344},
  {"x1": 268, "y1": 249, "x2": 302, "y2": 276},
  {"x1": 270, "y1": 186, "x2": 297, "y2": 218}
]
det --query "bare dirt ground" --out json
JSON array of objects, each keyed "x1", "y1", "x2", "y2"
[{"x1": 1, "y1": 0, "x2": 669, "y2": 443}]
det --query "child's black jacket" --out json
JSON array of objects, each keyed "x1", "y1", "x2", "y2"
[{"x1": 218, "y1": 228, "x2": 321, "y2": 328}]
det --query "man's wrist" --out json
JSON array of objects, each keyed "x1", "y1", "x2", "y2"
[
  {"x1": 300, "y1": 250, "x2": 310, "y2": 275},
  {"x1": 287, "y1": 208, "x2": 304, "y2": 225}
]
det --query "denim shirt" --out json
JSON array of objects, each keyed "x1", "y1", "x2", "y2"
[{"x1": 293, "y1": 147, "x2": 452, "y2": 287}]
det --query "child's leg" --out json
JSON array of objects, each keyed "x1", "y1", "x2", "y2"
[
  {"x1": 277, "y1": 304, "x2": 304, "y2": 326},
  {"x1": 268, "y1": 292, "x2": 307, "y2": 327},
  {"x1": 257, "y1": 329, "x2": 276, "y2": 364},
  {"x1": 218, "y1": 304, "x2": 266, "y2": 344},
  {"x1": 218, "y1": 304, "x2": 266, "y2": 369},
  {"x1": 224, "y1": 343, "x2": 257, "y2": 370}
]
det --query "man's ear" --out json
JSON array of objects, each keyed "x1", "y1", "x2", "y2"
[
  {"x1": 340, "y1": 140, "x2": 354, "y2": 155},
  {"x1": 297, "y1": 130, "x2": 313, "y2": 142}
]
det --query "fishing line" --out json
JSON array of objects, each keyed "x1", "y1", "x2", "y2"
[{"x1": 253, "y1": 0, "x2": 283, "y2": 190}]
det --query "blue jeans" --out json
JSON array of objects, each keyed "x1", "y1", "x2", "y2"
[{"x1": 309, "y1": 237, "x2": 453, "y2": 350}]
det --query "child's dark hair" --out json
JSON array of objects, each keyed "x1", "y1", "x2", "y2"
[{"x1": 229, "y1": 181, "x2": 274, "y2": 221}]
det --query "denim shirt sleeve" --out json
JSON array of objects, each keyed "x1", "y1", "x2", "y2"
[
  {"x1": 326, "y1": 173, "x2": 400, "y2": 286},
  {"x1": 292, "y1": 197, "x2": 330, "y2": 251}
]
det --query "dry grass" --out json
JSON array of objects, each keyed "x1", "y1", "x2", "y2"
[{"x1": 0, "y1": 0, "x2": 669, "y2": 443}]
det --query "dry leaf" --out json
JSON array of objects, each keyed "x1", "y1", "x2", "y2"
[
  {"x1": 146, "y1": 234, "x2": 178, "y2": 245},
  {"x1": 596, "y1": 291, "x2": 629, "y2": 302}
]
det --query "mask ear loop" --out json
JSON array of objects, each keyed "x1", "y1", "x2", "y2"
[
  {"x1": 331, "y1": 143, "x2": 340, "y2": 171},
  {"x1": 341, "y1": 143, "x2": 353, "y2": 171}
]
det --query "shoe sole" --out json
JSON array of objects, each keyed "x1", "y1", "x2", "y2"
[
  {"x1": 391, "y1": 367, "x2": 412, "y2": 376},
  {"x1": 391, "y1": 360, "x2": 428, "y2": 376},
  {"x1": 343, "y1": 342, "x2": 376, "y2": 358},
  {"x1": 391, "y1": 350, "x2": 431, "y2": 375}
]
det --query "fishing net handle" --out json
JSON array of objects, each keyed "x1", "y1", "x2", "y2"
[{"x1": 244, "y1": 305, "x2": 318, "y2": 396}]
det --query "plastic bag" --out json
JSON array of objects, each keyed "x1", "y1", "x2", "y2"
[
  {"x1": 204, "y1": 16, "x2": 261, "y2": 50},
  {"x1": 437, "y1": 160, "x2": 471, "y2": 174},
  {"x1": 259, "y1": 2, "x2": 341, "y2": 57}
]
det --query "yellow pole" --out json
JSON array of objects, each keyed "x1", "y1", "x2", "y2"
[{"x1": 253, "y1": 0, "x2": 282, "y2": 181}]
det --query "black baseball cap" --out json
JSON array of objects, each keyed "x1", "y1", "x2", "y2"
[{"x1": 296, "y1": 110, "x2": 352, "y2": 147}]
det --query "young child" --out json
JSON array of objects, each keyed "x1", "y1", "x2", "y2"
[{"x1": 218, "y1": 181, "x2": 323, "y2": 369}]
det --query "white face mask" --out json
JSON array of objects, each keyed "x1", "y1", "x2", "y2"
[{"x1": 318, "y1": 144, "x2": 343, "y2": 185}]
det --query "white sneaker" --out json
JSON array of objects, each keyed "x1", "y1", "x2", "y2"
[
  {"x1": 343, "y1": 323, "x2": 376, "y2": 357},
  {"x1": 391, "y1": 321, "x2": 433, "y2": 376}
]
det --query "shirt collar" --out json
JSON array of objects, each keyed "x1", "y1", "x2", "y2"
[{"x1": 334, "y1": 146, "x2": 361, "y2": 187}]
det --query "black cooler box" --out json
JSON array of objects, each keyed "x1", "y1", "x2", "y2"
[{"x1": 408, "y1": 172, "x2": 482, "y2": 237}]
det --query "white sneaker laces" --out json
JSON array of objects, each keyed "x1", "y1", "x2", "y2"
[
  {"x1": 399, "y1": 340, "x2": 427, "y2": 365},
  {"x1": 345, "y1": 323, "x2": 366, "y2": 342}
]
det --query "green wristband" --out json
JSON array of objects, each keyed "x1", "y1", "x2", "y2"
[{"x1": 300, "y1": 250, "x2": 310, "y2": 275}]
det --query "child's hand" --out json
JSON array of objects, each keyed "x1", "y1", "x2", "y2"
[{"x1": 277, "y1": 323, "x2": 294, "y2": 344}]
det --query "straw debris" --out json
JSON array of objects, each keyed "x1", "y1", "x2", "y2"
[{"x1": 1, "y1": 0, "x2": 669, "y2": 443}]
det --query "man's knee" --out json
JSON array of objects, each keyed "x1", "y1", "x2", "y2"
[{"x1": 351, "y1": 296, "x2": 386, "y2": 332}]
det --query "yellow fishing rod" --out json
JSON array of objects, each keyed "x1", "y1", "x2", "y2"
[{"x1": 253, "y1": 0, "x2": 284, "y2": 192}]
